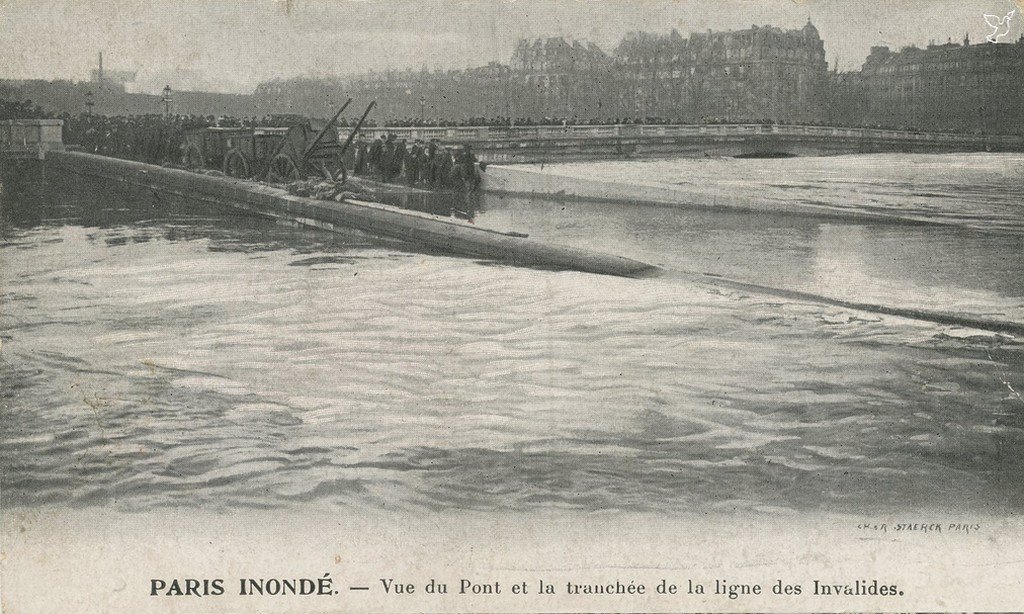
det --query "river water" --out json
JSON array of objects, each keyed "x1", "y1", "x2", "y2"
[{"x1": 2, "y1": 153, "x2": 1023, "y2": 516}]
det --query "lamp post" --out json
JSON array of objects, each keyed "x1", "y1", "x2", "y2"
[
  {"x1": 419, "y1": 95, "x2": 426, "y2": 121},
  {"x1": 161, "y1": 84, "x2": 172, "y2": 116},
  {"x1": 85, "y1": 90, "x2": 94, "y2": 115}
]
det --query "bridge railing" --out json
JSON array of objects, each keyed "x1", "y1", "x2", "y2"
[
  {"x1": 0, "y1": 119, "x2": 65, "y2": 158},
  {"x1": 359, "y1": 123, "x2": 1023, "y2": 147}
]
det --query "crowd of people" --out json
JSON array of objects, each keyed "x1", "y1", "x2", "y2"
[
  {"x1": 352, "y1": 134, "x2": 480, "y2": 191},
  {"x1": 38, "y1": 109, "x2": 482, "y2": 191},
  {"x1": 361, "y1": 115, "x2": 844, "y2": 128},
  {"x1": 60, "y1": 113, "x2": 205, "y2": 164},
  {"x1": 372, "y1": 116, "x2": 965, "y2": 133},
  {"x1": 1, "y1": 97, "x2": 962, "y2": 179},
  {"x1": 58, "y1": 113, "x2": 326, "y2": 164},
  {"x1": 53, "y1": 112, "x2": 855, "y2": 168}
]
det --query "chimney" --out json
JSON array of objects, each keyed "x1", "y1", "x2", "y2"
[{"x1": 98, "y1": 51, "x2": 103, "y2": 80}]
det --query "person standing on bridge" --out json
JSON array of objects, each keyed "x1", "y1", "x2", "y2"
[
  {"x1": 423, "y1": 140, "x2": 439, "y2": 187},
  {"x1": 382, "y1": 133, "x2": 398, "y2": 179},
  {"x1": 368, "y1": 135, "x2": 385, "y2": 177},
  {"x1": 455, "y1": 144, "x2": 480, "y2": 192},
  {"x1": 417, "y1": 140, "x2": 433, "y2": 185},
  {"x1": 353, "y1": 139, "x2": 368, "y2": 176},
  {"x1": 434, "y1": 146, "x2": 454, "y2": 189},
  {"x1": 388, "y1": 139, "x2": 400, "y2": 181},
  {"x1": 405, "y1": 140, "x2": 422, "y2": 185}
]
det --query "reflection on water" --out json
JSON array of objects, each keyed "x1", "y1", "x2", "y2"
[
  {"x1": 532, "y1": 153, "x2": 1024, "y2": 233},
  {"x1": 471, "y1": 154, "x2": 1024, "y2": 322},
  {"x1": 1, "y1": 156, "x2": 1023, "y2": 517},
  {"x1": 473, "y1": 193, "x2": 1024, "y2": 321}
]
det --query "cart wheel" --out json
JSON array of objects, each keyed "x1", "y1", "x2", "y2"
[
  {"x1": 267, "y1": 153, "x2": 301, "y2": 182},
  {"x1": 222, "y1": 149, "x2": 251, "y2": 178},
  {"x1": 182, "y1": 143, "x2": 204, "y2": 169}
]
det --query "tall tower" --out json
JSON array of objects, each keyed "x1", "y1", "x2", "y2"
[{"x1": 98, "y1": 51, "x2": 104, "y2": 81}]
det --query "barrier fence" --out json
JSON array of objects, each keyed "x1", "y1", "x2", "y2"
[{"x1": 360, "y1": 123, "x2": 1024, "y2": 146}]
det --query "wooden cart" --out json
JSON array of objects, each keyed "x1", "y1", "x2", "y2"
[{"x1": 179, "y1": 99, "x2": 375, "y2": 183}]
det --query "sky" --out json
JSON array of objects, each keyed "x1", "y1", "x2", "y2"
[{"x1": 0, "y1": 0, "x2": 1021, "y2": 94}]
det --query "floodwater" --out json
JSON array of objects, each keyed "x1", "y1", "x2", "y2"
[
  {"x1": 1, "y1": 154, "x2": 1023, "y2": 517},
  {"x1": 531, "y1": 153, "x2": 1024, "y2": 233},
  {"x1": 501, "y1": 153, "x2": 1024, "y2": 323}
]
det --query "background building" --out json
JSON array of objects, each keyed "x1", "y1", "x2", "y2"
[
  {"x1": 253, "y1": 63, "x2": 517, "y2": 122},
  {"x1": 3, "y1": 21, "x2": 1023, "y2": 135},
  {"x1": 609, "y1": 21, "x2": 828, "y2": 123},
  {"x1": 508, "y1": 37, "x2": 610, "y2": 119},
  {"x1": 256, "y1": 22, "x2": 830, "y2": 124},
  {"x1": 832, "y1": 34, "x2": 1024, "y2": 133}
]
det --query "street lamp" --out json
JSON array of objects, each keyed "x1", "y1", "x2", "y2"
[
  {"x1": 420, "y1": 95, "x2": 426, "y2": 121},
  {"x1": 85, "y1": 90, "x2": 94, "y2": 115},
  {"x1": 161, "y1": 84, "x2": 172, "y2": 116}
]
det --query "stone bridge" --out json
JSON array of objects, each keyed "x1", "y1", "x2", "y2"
[
  {"x1": 361, "y1": 123, "x2": 1024, "y2": 163},
  {"x1": 0, "y1": 119, "x2": 64, "y2": 160}
]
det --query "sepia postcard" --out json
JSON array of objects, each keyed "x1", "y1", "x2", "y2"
[{"x1": 1, "y1": 0, "x2": 1023, "y2": 612}]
